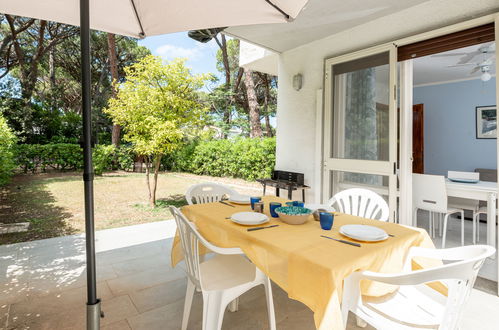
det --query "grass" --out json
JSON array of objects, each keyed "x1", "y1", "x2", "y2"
[{"x1": 0, "y1": 171, "x2": 262, "y2": 245}]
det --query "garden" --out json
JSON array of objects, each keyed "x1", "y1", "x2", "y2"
[{"x1": 0, "y1": 17, "x2": 277, "y2": 244}]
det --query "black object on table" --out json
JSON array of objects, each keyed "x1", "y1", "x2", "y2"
[{"x1": 257, "y1": 170, "x2": 310, "y2": 202}]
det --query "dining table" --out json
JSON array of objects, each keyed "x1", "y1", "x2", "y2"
[
  {"x1": 171, "y1": 196, "x2": 441, "y2": 329},
  {"x1": 445, "y1": 179, "x2": 497, "y2": 247}
]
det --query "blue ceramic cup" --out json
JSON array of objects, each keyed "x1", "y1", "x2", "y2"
[
  {"x1": 269, "y1": 202, "x2": 282, "y2": 217},
  {"x1": 285, "y1": 201, "x2": 294, "y2": 207},
  {"x1": 319, "y1": 212, "x2": 334, "y2": 230},
  {"x1": 250, "y1": 197, "x2": 262, "y2": 210},
  {"x1": 293, "y1": 201, "x2": 305, "y2": 207}
]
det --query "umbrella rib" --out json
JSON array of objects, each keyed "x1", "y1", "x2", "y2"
[
  {"x1": 129, "y1": 0, "x2": 146, "y2": 38},
  {"x1": 264, "y1": 0, "x2": 291, "y2": 20}
]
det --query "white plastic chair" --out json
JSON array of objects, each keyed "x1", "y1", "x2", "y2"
[
  {"x1": 170, "y1": 206, "x2": 276, "y2": 330},
  {"x1": 341, "y1": 245, "x2": 496, "y2": 330},
  {"x1": 185, "y1": 183, "x2": 238, "y2": 205},
  {"x1": 326, "y1": 188, "x2": 389, "y2": 221},
  {"x1": 413, "y1": 173, "x2": 465, "y2": 248},
  {"x1": 447, "y1": 171, "x2": 480, "y2": 244}
]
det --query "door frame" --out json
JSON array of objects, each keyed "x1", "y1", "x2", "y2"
[
  {"x1": 317, "y1": 13, "x2": 498, "y2": 224},
  {"x1": 322, "y1": 44, "x2": 398, "y2": 221}
]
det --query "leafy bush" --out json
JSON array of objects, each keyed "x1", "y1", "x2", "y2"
[
  {"x1": 0, "y1": 114, "x2": 17, "y2": 185},
  {"x1": 163, "y1": 137, "x2": 276, "y2": 181},
  {"x1": 15, "y1": 144, "x2": 84, "y2": 173},
  {"x1": 92, "y1": 145, "x2": 116, "y2": 175},
  {"x1": 115, "y1": 145, "x2": 135, "y2": 171}
]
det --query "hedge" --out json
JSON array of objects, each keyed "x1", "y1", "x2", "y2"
[
  {"x1": 14, "y1": 143, "x2": 135, "y2": 174},
  {"x1": 164, "y1": 137, "x2": 276, "y2": 181},
  {"x1": 0, "y1": 114, "x2": 17, "y2": 185},
  {"x1": 15, "y1": 143, "x2": 84, "y2": 173},
  {"x1": 11, "y1": 137, "x2": 276, "y2": 181}
]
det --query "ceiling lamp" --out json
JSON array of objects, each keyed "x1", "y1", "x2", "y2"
[{"x1": 481, "y1": 71, "x2": 492, "y2": 82}]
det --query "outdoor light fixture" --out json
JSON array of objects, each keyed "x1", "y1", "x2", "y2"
[{"x1": 293, "y1": 74, "x2": 303, "y2": 91}]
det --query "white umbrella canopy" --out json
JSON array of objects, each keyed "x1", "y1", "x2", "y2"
[{"x1": 0, "y1": 0, "x2": 308, "y2": 38}]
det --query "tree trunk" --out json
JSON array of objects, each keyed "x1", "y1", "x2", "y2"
[
  {"x1": 215, "y1": 34, "x2": 232, "y2": 138},
  {"x1": 150, "y1": 155, "x2": 162, "y2": 207},
  {"x1": 145, "y1": 156, "x2": 152, "y2": 205},
  {"x1": 243, "y1": 69, "x2": 262, "y2": 138},
  {"x1": 107, "y1": 33, "x2": 121, "y2": 146},
  {"x1": 262, "y1": 74, "x2": 273, "y2": 137}
]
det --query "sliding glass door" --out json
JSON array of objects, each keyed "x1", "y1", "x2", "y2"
[{"x1": 323, "y1": 46, "x2": 398, "y2": 221}]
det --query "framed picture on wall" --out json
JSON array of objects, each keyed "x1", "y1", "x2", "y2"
[{"x1": 476, "y1": 105, "x2": 497, "y2": 139}]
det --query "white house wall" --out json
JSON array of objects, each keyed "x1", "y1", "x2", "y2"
[{"x1": 275, "y1": 0, "x2": 499, "y2": 203}]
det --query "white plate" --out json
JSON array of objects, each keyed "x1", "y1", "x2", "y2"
[
  {"x1": 304, "y1": 204, "x2": 335, "y2": 212},
  {"x1": 228, "y1": 194, "x2": 251, "y2": 204},
  {"x1": 339, "y1": 224, "x2": 388, "y2": 242},
  {"x1": 231, "y1": 212, "x2": 269, "y2": 226}
]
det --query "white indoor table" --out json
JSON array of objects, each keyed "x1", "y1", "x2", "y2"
[{"x1": 445, "y1": 179, "x2": 497, "y2": 247}]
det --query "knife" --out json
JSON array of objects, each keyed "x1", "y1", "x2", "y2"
[
  {"x1": 320, "y1": 235, "x2": 361, "y2": 247},
  {"x1": 219, "y1": 201, "x2": 235, "y2": 207},
  {"x1": 247, "y1": 225, "x2": 279, "y2": 231}
]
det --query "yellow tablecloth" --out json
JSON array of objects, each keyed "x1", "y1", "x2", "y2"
[{"x1": 171, "y1": 196, "x2": 439, "y2": 329}]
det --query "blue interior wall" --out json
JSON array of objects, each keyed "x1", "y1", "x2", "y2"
[{"x1": 413, "y1": 78, "x2": 496, "y2": 175}]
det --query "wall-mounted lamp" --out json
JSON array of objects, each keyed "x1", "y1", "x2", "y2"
[{"x1": 293, "y1": 73, "x2": 303, "y2": 91}]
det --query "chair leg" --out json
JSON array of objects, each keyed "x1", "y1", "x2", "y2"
[
  {"x1": 439, "y1": 213, "x2": 443, "y2": 237},
  {"x1": 429, "y1": 212, "x2": 435, "y2": 238},
  {"x1": 263, "y1": 277, "x2": 276, "y2": 330},
  {"x1": 472, "y1": 212, "x2": 477, "y2": 245},
  {"x1": 442, "y1": 213, "x2": 450, "y2": 248},
  {"x1": 228, "y1": 297, "x2": 239, "y2": 312},
  {"x1": 202, "y1": 292, "x2": 225, "y2": 330},
  {"x1": 460, "y1": 211, "x2": 464, "y2": 246},
  {"x1": 413, "y1": 208, "x2": 418, "y2": 227},
  {"x1": 182, "y1": 279, "x2": 196, "y2": 330},
  {"x1": 477, "y1": 214, "x2": 482, "y2": 242}
]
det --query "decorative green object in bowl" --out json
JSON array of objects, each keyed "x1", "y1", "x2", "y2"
[{"x1": 275, "y1": 206, "x2": 312, "y2": 225}]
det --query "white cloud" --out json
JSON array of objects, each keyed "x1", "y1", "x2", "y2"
[
  {"x1": 155, "y1": 45, "x2": 201, "y2": 60},
  {"x1": 155, "y1": 39, "x2": 218, "y2": 61}
]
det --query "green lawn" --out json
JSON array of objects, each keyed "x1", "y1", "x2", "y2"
[{"x1": 0, "y1": 171, "x2": 261, "y2": 245}]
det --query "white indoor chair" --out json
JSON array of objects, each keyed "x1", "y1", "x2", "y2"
[
  {"x1": 413, "y1": 173, "x2": 465, "y2": 248},
  {"x1": 447, "y1": 171, "x2": 481, "y2": 244},
  {"x1": 185, "y1": 182, "x2": 238, "y2": 205},
  {"x1": 326, "y1": 188, "x2": 389, "y2": 221},
  {"x1": 170, "y1": 206, "x2": 276, "y2": 330},
  {"x1": 341, "y1": 245, "x2": 496, "y2": 330}
]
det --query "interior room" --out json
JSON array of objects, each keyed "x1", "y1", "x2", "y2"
[{"x1": 412, "y1": 41, "x2": 497, "y2": 281}]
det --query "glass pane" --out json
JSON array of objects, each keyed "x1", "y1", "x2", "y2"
[
  {"x1": 331, "y1": 52, "x2": 390, "y2": 161},
  {"x1": 329, "y1": 170, "x2": 388, "y2": 200}
]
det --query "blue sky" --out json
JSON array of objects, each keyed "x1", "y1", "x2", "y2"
[{"x1": 138, "y1": 32, "x2": 222, "y2": 83}]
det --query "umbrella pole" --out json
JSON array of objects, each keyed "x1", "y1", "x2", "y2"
[{"x1": 80, "y1": 0, "x2": 101, "y2": 329}]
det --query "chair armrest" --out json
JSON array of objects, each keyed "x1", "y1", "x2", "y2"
[{"x1": 192, "y1": 223, "x2": 244, "y2": 255}]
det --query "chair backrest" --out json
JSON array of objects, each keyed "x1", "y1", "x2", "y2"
[
  {"x1": 185, "y1": 183, "x2": 238, "y2": 205},
  {"x1": 448, "y1": 171, "x2": 479, "y2": 180},
  {"x1": 170, "y1": 206, "x2": 203, "y2": 288},
  {"x1": 326, "y1": 188, "x2": 389, "y2": 221},
  {"x1": 412, "y1": 173, "x2": 448, "y2": 213},
  {"x1": 361, "y1": 245, "x2": 495, "y2": 330}
]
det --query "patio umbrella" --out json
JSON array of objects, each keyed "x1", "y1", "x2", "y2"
[{"x1": 0, "y1": 0, "x2": 308, "y2": 329}]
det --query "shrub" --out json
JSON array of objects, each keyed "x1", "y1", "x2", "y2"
[
  {"x1": 115, "y1": 145, "x2": 135, "y2": 171},
  {"x1": 92, "y1": 145, "x2": 116, "y2": 175},
  {"x1": 165, "y1": 137, "x2": 276, "y2": 181},
  {"x1": 0, "y1": 114, "x2": 17, "y2": 185},
  {"x1": 15, "y1": 144, "x2": 84, "y2": 172}
]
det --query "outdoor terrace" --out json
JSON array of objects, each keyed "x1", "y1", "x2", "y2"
[{"x1": 1, "y1": 217, "x2": 498, "y2": 330}]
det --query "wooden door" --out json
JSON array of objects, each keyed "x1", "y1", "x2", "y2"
[{"x1": 412, "y1": 104, "x2": 424, "y2": 174}]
